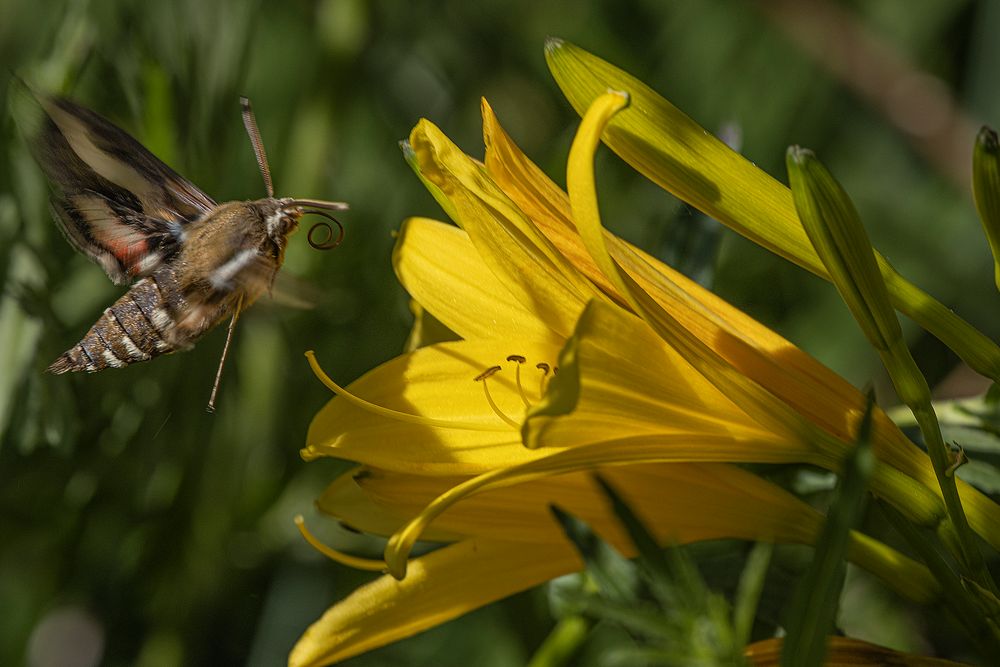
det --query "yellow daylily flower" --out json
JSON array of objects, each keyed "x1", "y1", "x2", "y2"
[
  {"x1": 294, "y1": 50, "x2": 1000, "y2": 665},
  {"x1": 307, "y1": 112, "x2": 947, "y2": 540},
  {"x1": 304, "y1": 119, "x2": 828, "y2": 479},
  {"x1": 290, "y1": 463, "x2": 936, "y2": 667}
]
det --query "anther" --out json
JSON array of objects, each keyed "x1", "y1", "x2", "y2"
[
  {"x1": 536, "y1": 363, "x2": 551, "y2": 396},
  {"x1": 474, "y1": 365, "x2": 503, "y2": 382},
  {"x1": 506, "y1": 355, "x2": 526, "y2": 363}
]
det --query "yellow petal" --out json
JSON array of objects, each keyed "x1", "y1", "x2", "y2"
[
  {"x1": 545, "y1": 37, "x2": 1000, "y2": 383},
  {"x1": 344, "y1": 463, "x2": 938, "y2": 602},
  {"x1": 559, "y1": 94, "x2": 951, "y2": 532},
  {"x1": 393, "y1": 217, "x2": 565, "y2": 346},
  {"x1": 327, "y1": 463, "x2": 821, "y2": 547},
  {"x1": 304, "y1": 340, "x2": 563, "y2": 475},
  {"x1": 374, "y1": 426, "x2": 940, "y2": 586},
  {"x1": 407, "y1": 119, "x2": 601, "y2": 340},
  {"x1": 482, "y1": 98, "x2": 623, "y2": 302},
  {"x1": 566, "y1": 91, "x2": 829, "y2": 452},
  {"x1": 289, "y1": 539, "x2": 580, "y2": 667}
]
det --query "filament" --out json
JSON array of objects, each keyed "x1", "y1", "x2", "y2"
[
  {"x1": 306, "y1": 351, "x2": 511, "y2": 432},
  {"x1": 294, "y1": 515, "x2": 387, "y2": 572},
  {"x1": 536, "y1": 362, "x2": 551, "y2": 397},
  {"x1": 506, "y1": 355, "x2": 532, "y2": 409},
  {"x1": 476, "y1": 369, "x2": 521, "y2": 429}
]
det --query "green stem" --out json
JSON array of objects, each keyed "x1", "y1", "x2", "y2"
[
  {"x1": 526, "y1": 615, "x2": 592, "y2": 667},
  {"x1": 733, "y1": 542, "x2": 773, "y2": 647},
  {"x1": 883, "y1": 268, "x2": 1000, "y2": 383},
  {"x1": 879, "y1": 501, "x2": 1000, "y2": 658},
  {"x1": 886, "y1": 338, "x2": 997, "y2": 595}
]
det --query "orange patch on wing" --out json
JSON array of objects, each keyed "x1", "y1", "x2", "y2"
[{"x1": 106, "y1": 236, "x2": 149, "y2": 274}]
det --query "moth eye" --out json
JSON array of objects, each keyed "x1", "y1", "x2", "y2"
[{"x1": 268, "y1": 212, "x2": 298, "y2": 240}]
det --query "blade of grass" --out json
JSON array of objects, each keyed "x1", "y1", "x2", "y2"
[
  {"x1": 733, "y1": 542, "x2": 774, "y2": 647},
  {"x1": 549, "y1": 504, "x2": 638, "y2": 604},
  {"x1": 780, "y1": 395, "x2": 877, "y2": 667}
]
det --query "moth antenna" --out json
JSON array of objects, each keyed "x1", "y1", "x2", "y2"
[
  {"x1": 207, "y1": 294, "x2": 244, "y2": 413},
  {"x1": 240, "y1": 97, "x2": 274, "y2": 198}
]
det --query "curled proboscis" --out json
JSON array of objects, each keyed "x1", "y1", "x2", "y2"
[{"x1": 304, "y1": 210, "x2": 346, "y2": 250}]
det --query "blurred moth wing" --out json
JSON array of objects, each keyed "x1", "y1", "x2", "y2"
[{"x1": 17, "y1": 84, "x2": 347, "y2": 408}]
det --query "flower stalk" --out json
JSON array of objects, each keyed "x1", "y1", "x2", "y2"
[{"x1": 786, "y1": 146, "x2": 996, "y2": 594}]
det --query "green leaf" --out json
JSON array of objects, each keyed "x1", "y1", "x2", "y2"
[
  {"x1": 781, "y1": 396, "x2": 877, "y2": 667},
  {"x1": 732, "y1": 542, "x2": 773, "y2": 647},
  {"x1": 549, "y1": 504, "x2": 639, "y2": 604},
  {"x1": 956, "y1": 460, "x2": 1000, "y2": 495},
  {"x1": 592, "y1": 475, "x2": 708, "y2": 612},
  {"x1": 526, "y1": 614, "x2": 591, "y2": 667},
  {"x1": 939, "y1": 424, "x2": 1000, "y2": 456}
]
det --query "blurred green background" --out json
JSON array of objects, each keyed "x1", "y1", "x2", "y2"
[{"x1": 2, "y1": 0, "x2": 1000, "y2": 665}]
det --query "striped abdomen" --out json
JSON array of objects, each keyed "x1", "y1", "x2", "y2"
[{"x1": 47, "y1": 270, "x2": 183, "y2": 373}]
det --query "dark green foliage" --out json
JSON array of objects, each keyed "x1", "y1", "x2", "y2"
[{"x1": 548, "y1": 480, "x2": 748, "y2": 667}]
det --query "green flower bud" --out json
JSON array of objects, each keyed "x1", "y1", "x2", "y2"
[
  {"x1": 786, "y1": 146, "x2": 902, "y2": 353},
  {"x1": 973, "y1": 126, "x2": 1000, "y2": 292}
]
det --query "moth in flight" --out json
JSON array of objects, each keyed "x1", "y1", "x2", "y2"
[{"x1": 18, "y1": 86, "x2": 347, "y2": 410}]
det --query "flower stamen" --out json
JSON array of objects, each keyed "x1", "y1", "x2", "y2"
[
  {"x1": 475, "y1": 366, "x2": 521, "y2": 429},
  {"x1": 473, "y1": 365, "x2": 503, "y2": 381},
  {"x1": 535, "y1": 362, "x2": 559, "y2": 395},
  {"x1": 294, "y1": 514, "x2": 387, "y2": 572},
  {"x1": 306, "y1": 351, "x2": 511, "y2": 432},
  {"x1": 506, "y1": 355, "x2": 532, "y2": 409}
]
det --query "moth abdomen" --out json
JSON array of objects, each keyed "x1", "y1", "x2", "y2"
[{"x1": 47, "y1": 276, "x2": 177, "y2": 374}]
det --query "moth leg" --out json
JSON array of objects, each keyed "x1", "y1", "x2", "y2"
[{"x1": 206, "y1": 294, "x2": 244, "y2": 413}]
